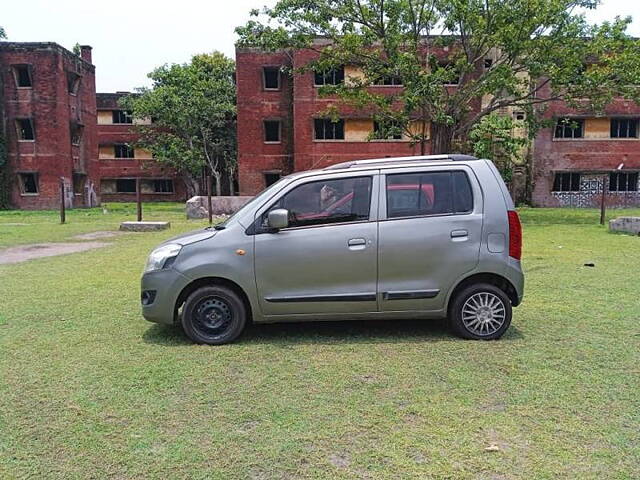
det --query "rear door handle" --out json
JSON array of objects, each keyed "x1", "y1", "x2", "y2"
[
  {"x1": 348, "y1": 238, "x2": 367, "y2": 247},
  {"x1": 450, "y1": 229, "x2": 468, "y2": 238}
]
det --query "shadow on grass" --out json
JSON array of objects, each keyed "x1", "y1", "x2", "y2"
[{"x1": 143, "y1": 318, "x2": 524, "y2": 346}]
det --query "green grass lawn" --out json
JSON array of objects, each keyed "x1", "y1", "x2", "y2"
[{"x1": 1, "y1": 204, "x2": 639, "y2": 479}]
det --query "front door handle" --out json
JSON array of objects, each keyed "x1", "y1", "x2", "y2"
[
  {"x1": 450, "y1": 229, "x2": 468, "y2": 238},
  {"x1": 348, "y1": 238, "x2": 367, "y2": 247}
]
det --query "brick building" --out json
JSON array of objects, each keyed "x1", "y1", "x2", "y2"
[
  {"x1": 0, "y1": 42, "x2": 184, "y2": 210},
  {"x1": 0, "y1": 42, "x2": 99, "y2": 209},
  {"x1": 236, "y1": 45, "x2": 640, "y2": 207},
  {"x1": 96, "y1": 92, "x2": 185, "y2": 203}
]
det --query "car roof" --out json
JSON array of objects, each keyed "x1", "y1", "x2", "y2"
[{"x1": 282, "y1": 154, "x2": 481, "y2": 182}]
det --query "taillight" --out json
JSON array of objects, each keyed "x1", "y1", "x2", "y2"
[{"x1": 508, "y1": 210, "x2": 522, "y2": 260}]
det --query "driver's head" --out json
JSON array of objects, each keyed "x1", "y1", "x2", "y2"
[{"x1": 320, "y1": 184, "x2": 338, "y2": 208}]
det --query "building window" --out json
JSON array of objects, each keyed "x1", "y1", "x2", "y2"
[
  {"x1": 513, "y1": 111, "x2": 526, "y2": 121},
  {"x1": 484, "y1": 58, "x2": 493, "y2": 69},
  {"x1": 552, "y1": 172, "x2": 582, "y2": 192},
  {"x1": 16, "y1": 119, "x2": 35, "y2": 141},
  {"x1": 72, "y1": 173, "x2": 86, "y2": 195},
  {"x1": 374, "y1": 74, "x2": 402, "y2": 86},
  {"x1": 264, "y1": 120, "x2": 281, "y2": 142},
  {"x1": 314, "y1": 66, "x2": 345, "y2": 86},
  {"x1": 264, "y1": 172, "x2": 281, "y2": 187},
  {"x1": 263, "y1": 67, "x2": 280, "y2": 90},
  {"x1": 609, "y1": 172, "x2": 639, "y2": 192},
  {"x1": 19, "y1": 173, "x2": 38, "y2": 195},
  {"x1": 12, "y1": 65, "x2": 32, "y2": 88},
  {"x1": 67, "y1": 72, "x2": 81, "y2": 95},
  {"x1": 314, "y1": 119, "x2": 344, "y2": 140},
  {"x1": 114, "y1": 144, "x2": 135, "y2": 159},
  {"x1": 373, "y1": 121, "x2": 403, "y2": 140},
  {"x1": 116, "y1": 179, "x2": 137, "y2": 193},
  {"x1": 153, "y1": 179, "x2": 174, "y2": 193},
  {"x1": 112, "y1": 110, "x2": 133, "y2": 124},
  {"x1": 554, "y1": 118, "x2": 584, "y2": 139},
  {"x1": 70, "y1": 123, "x2": 83, "y2": 145},
  {"x1": 610, "y1": 118, "x2": 638, "y2": 139}
]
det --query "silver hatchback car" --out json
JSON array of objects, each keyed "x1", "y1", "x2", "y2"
[{"x1": 141, "y1": 155, "x2": 524, "y2": 345}]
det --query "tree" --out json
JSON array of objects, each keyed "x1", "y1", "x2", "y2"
[
  {"x1": 0, "y1": 26, "x2": 6, "y2": 39},
  {"x1": 122, "y1": 52, "x2": 237, "y2": 196},
  {"x1": 236, "y1": 0, "x2": 640, "y2": 156}
]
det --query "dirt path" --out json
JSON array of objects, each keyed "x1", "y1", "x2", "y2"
[{"x1": 0, "y1": 242, "x2": 110, "y2": 265}]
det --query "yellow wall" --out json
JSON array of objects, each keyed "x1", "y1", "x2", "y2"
[
  {"x1": 584, "y1": 118, "x2": 610, "y2": 139},
  {"x1": 135, "y1": 148, "x2": 152, "y2": 159},
  {"x1": 98, "y1": 146, "x2": 115, "y2": 159},
  {"x1": 344, "y1": 65, "x2": 366, "y2": 86},
  {"x1": 345, "y1": 119, "x2": 373, "y2": 141},
  {"x1": 97, "y1": 111, "x2": 113, "y2": 125}
]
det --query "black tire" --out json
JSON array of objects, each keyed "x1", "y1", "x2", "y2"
[
  {"x1": 181, "y1": 286, "x2": 247, "y2": 345},
  {"x1": 449, "y1": 283, "x2": 512, "y2": 340}
]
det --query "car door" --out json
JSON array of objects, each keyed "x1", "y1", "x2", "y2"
[
  {"x1": 253, "y1": 172, "x2": 379, "y2": 317},
  {"x1": 377, "y1": 166, "x2": 483, "y2": 313}
]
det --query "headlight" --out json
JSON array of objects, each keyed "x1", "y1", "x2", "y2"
[{"x1": 145, "y1": 244, "x2": 182, "y2": 272}]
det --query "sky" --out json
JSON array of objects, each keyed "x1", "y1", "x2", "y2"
[{"x1": 2, "y1": 0, "x2": 638, "y2": 93}]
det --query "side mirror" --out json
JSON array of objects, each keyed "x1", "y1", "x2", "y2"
[{"x1": 267, "y1": 208, "x2": 289, "y2": 230}]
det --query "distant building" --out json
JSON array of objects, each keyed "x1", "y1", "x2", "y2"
[
  {"x1": 96, "y1": 92, "x2": 184, "y2": 203},
  {"x1": 0, "y1": 42, "x2": 184, "y2": 210},
  {"x1": 0, "y1": 42, "x2": 98, "y2": 209},
  {"x1": 236, "y1": 43, "x2": 640, "y2": 206}
]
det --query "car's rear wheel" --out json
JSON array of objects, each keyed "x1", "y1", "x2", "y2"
[
  {"x1": 449, "y1": 283, "x2": 512, "y2": 340},
  {"x1": 181, "y1": 286, "x2": 247, "y2": 345}
]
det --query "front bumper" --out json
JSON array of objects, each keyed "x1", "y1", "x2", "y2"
[{"x1": 140, "y1": 268, "x2": 192, "y2": 325}]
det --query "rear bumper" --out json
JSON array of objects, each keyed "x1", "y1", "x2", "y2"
[
  {"x1": 140, "y1": 269, "x2": 192, "y2": 325},
  {"x1": 505, "y1": 259, "x2": 525, "y2": 306}
]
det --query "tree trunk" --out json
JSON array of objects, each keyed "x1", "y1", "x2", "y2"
[
  {"x1": 182, "y1": 174, "x2": 200, "y2": 199},
  {"x1": 431, "y1": 123, "x2": 455, "y2": 154},
  {"x1": 213, "y1": 173, "x2": 221, "y2": 196}
]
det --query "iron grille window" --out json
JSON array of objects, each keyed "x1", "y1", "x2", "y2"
[
  {"x1": 112, "y1": 110, "x2": 133, "y2": 124},
  {"x1": 374, "y1": 74, "x2": 402, "y2": 86},
  {"x1": 609, "y1": 172, "x2": 639, "y2": 192},
  {"x1": 554, "y1": 118, "x2": 584, "y2": 139},
  {"x1": 19, "y1": 173, "x2": 38, "y2": 194},
  {"x1": 13, "y1": 65, "x2": 32, "y2": 87},
  {"x1": 264, "y1": 172, "x2": 281, "y2": 187},
  {"x1": 264, "y1": 120, "x2": 281, "y2": 142},
  {"x1": 610, "y1": 118, "x2": 638, "y2": 138},
  {"x1": 263, "y1": 67, "x2": 280, "y2": 90},
  {"x1": 16, "y1": 119, "x2": 35, "y2": 141},
  {"x1": 73, "y1": 173, "x2": 86, "y2": 195},
  {"x1": 153, "y1": 179, "x2": 174, "y2": 193},
  {"x1": 314, "y1": 66, "x2": 345, "y2": 86},
  {"x1": 552, "y1": 172, "x2": 582, "y2": 192},
  {"x1": 314, "y1": 119, "x2": 345, "y2": 140},
  {"x1": 373, "y1": 121, "x2": 402, "y2": 140},
  {"x1": 116, "y1": 179, "x2": 137, "y2": 193},
  {"x1": 67, "y1": 72, "x2": 81, "y2": 95},
  {"x1": 70, "y1": 123, "x2": 83, "y2": 145},
  {"x1": 114, "y1": 144, "x2": 135, "y2": 158}
]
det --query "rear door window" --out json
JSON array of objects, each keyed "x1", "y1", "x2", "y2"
[{"x1": 386, "y1": 171, "x2": 473, "y2": 218}]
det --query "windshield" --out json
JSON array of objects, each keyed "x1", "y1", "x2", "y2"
[{"x1": 216, "y1": 177, "x2": 289, "y2": 229}]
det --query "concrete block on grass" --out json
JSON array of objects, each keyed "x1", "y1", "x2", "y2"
[
  {"x1": 609, "y1": 217, "x2": 640, "y2": 235},
  {"x1": 119, "y1": 221, "x2": 170, "y2": 232}
]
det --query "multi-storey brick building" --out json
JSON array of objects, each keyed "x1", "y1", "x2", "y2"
[
  {"x1": 0, "y1": 42, "x2": 99, "y2": 209},
  {"x1": 236, "y1": 45, "x2": 640, "y2": 207},
  {"x1": 96, "y1": 92, "x2": 184, "y2": 203},
  {"x1": 0, "y1": 42, "x2": 184, "y2": 210}
]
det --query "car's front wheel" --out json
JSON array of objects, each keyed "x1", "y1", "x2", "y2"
[
  {"x1": 449, "y1": 283, "x2": 512, "y2": 340},
  {"x1": 181, "y1": 286, "x2": 247, "y2": 345}
]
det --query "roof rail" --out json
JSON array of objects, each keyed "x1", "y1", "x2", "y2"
[{"x1": 324, "y1": 154, "x2": 478, "y2": 170}]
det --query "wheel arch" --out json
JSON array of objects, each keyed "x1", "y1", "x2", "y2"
[
  {"x1": 446, "y1": 272, "x2": 520, "y2": 313},
  {"x1": 174, "y1": 277, "x2": 254, "y2": 325}
]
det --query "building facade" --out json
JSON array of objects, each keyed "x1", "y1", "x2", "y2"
[
  {"x1": 0, "y1": 42, "x2": 184, "y2": 210},
  {"x1": 96, "y1": 92, "x2": 184, "y2": 203},
  {"x1": 0, "y1": 42, "x2": 99, "y2": 209},
  {"x1": 236, "y1": 46, "x2": 640, "y2": 207}
]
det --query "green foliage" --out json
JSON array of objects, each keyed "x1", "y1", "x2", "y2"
[
  {"x1": 469, "y1": 114, "x2": 528, "y2": 179},
  {"x1": 0, "y1": 25, "x2": 6, "y2": 39},
  {"x1": 72, "y1": 43, "x2": 82, "y2": 56},
  {"x1": 121, "y1": 52, "x2": 237, "y2": 195},
  {"x1": 236, "y1": 0, "x2": 640, "y2": 155}
]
